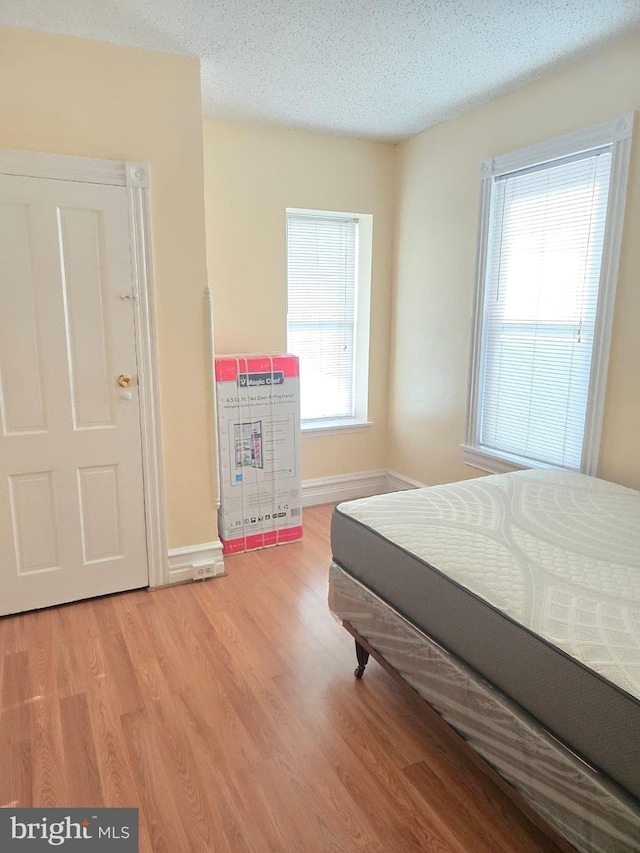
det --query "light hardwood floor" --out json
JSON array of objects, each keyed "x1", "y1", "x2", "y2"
[{"x1": 0, "y1": 504, "x2": 570, "y2": 851}]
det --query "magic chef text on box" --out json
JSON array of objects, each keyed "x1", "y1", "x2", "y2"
[{"x1": 215, "y1": 354, "x2": 302, "y2": 555}]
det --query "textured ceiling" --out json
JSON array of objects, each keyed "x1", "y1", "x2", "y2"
[{"x1": 3, "y1": 1, "x2": 640, "y2": 141}]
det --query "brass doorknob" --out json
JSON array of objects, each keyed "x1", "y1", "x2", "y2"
[{"x1": 117, "y1": 374, "x2": 133, "y2": 388}]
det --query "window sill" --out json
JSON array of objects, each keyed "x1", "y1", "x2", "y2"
[
  {"x1": 461, "y1": 444, "x2": 559, "y2": 475},
  {"x1": 301, "y1": 419, "x2": 373, "y2": 438}
]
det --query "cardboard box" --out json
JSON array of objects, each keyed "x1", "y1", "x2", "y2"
[{"x1": 215, "y1": 354, "x2": 302, "y2": 554}]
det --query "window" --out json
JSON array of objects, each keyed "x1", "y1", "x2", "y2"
[
  {"x1": 286, "y1": 209, "x2": 372, "y2": 431},
  {"x1": 465, "y1": 115, "x2": 633, "y2": 475}
]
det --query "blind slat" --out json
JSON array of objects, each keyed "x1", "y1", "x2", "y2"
[
  {"x1": 286, "y1": 213, "x2": 358, "y2": 421},
  {"x1": 479, "y1": 149, "x2": 612, "y2": 468}
]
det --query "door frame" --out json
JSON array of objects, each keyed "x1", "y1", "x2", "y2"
[{"x1": 0, "y1": 149, "x2": 168, "y2": 588}]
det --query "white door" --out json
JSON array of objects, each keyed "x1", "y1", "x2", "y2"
[{"x1": 0, "y1": 173, "x2": 148, "y2": 616}]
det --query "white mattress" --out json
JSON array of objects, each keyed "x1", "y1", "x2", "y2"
[{"x1": 338, "y1": 469, "x2": 640, "y2": 701}]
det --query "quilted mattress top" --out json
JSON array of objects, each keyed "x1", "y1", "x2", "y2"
[{"x1": 338, "y1": 469, "x2": 640, "y2": 701}]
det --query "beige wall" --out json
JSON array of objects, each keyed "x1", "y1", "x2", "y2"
[
  {"x1": 203, "y1": 120, "x2": 396, "y2": 480},
  {"x1": 390, "y1": 32, "x2": 640, "y2": 490},
  {"x1": 6, "y1": 24, "x2": 637, "y2": 552},
  {"x1": 0, "y1": 26, "x2": 216, "y2": 547}
]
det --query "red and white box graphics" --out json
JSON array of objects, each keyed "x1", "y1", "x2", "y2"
[{"x1": 215, "y1": 354, "x2": 302, "y2": 555}]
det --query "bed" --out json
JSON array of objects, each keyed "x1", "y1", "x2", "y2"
[{"x1": 328, "y1": 469, "x2": 640, "y2": 853}]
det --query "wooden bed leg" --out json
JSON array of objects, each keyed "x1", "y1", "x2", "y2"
[{"x1": 354, "y1": 641, "x2": 370, "y2": 679}]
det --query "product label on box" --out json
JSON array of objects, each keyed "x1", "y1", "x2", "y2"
[
  {"x1": 215, "y1": 355, "x2": 302, "y2": 552},
  {"x1": 237, "y1": 371, "x2": 284, "y2": 388},
  {"x1": 218, "y1": 489, "x2": 301, "y2": 534},
  {"x1": 229, "y1": 415, "x2": 296, "y2": 485}
]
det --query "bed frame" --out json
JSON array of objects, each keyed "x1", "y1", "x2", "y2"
[
  {"x1": 345, "y1": 624, "x2": 575, "y2": 852},
  {"x1": 329, "y1": 561, "x2": 640, "y2": 853}
]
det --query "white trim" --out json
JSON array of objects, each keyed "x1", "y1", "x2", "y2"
[
  {"x1": 385, "y1": 470, "x2": 426, "y2": 490},
  {"x1": 301, "y1": 419, "x2": 372, "y2": 437},
  {"x1": 287, "y1": 207, "x2": 362, "y2": 220},
  {"x1": 0, "y1": 148, "x2": 129, "y2": 186},
  {"x1": 465, "y1": 162, "x2": 493, "y2": 452},
  {"x1": 125, "y1": 162, "x2": 150, "y2": 188},
  {"x1": 0, "y1": 148, "x2": 169, "y2": 588},
  {"x1": 168, "y1": 541, "x2": 225, "y2": 584},
  {"x1": 125, "y1": 162, "x2": 169, "y2": 587},
  {"x1": 484, "y1": 113, "x2": 633, "y2": 177},
  {"x1": 466, "y1": 113, "x2": 634, "y2": 476},
  {"x1": 302, "y1": 469, "x2": 429, "y2": 506},
  {"x1": 461, "y1": 445, "x2": 531, "y2": 475},
  {"x1": 302, "y1": 469, "x2": 388, "y2": 506},
  {"x1": 353, "y1": 214, "x2": 372, "y2": 423},
  {"x1": 583, "y1": 120, "x2": 634, "y2": 474}
]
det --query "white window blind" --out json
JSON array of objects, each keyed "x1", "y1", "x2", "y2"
[
  {"x1": 477, "y1": 149, "x2": 613, "y2": 469},
  {"x1": 286, "y1": 213, "x2": 358, "y2": 422}
]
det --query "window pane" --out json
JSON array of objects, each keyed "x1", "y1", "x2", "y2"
[
  {"x1": 286, "y1": 214, "x2": 357, "y2": 421},
  {"x1": 479, "y1": 150, "x2": 612, "y2": 468}
]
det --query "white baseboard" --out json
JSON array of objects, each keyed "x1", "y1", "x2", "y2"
[
  {"x1": 165, "y1": 473, "x2": 424, "y2": 575},
  {"x1": 301, "y1": 468, "x2": 426, "y2": 507},
  {"x1": 167, "y1": 540, "x2": 225, "y2": 584},
  {"x1": 302, "y1": 469, "x2": 389, "y2": 506},
  {"x1": 385, "y1": 469, "x2": 426, "y2": 491}
]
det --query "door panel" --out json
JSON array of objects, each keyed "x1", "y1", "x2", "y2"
[
  {"x1": 0, "y1": 201, "x2": 48, "y2": 435},
  {"x1": 77, "y1": 464, "x2": 123, "y2": 563},
  {"x1": 9, "y1": 471, "x2": 60, "y2": 574},
  {"x1": 59, "y1": 206, "x2": 116, "y2": 430},
  {"x1": 0, "y1": 173, "x2": 148, "y2": 615}
]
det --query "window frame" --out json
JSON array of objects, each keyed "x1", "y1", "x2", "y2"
[
  {"x1": 463, "y1": 113, "x2": 634, "y2": 475},
  {"x1": 286, "y1": 207, "x2": 372, "y2": 435}
]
